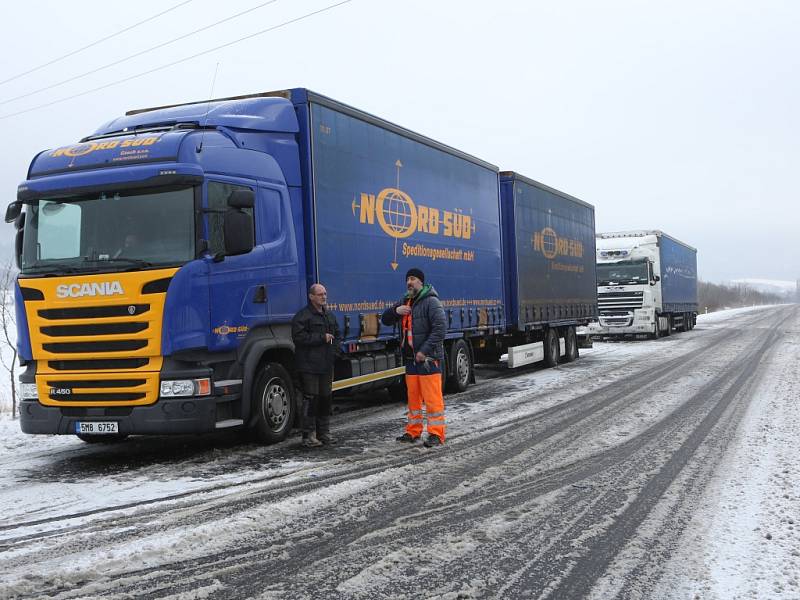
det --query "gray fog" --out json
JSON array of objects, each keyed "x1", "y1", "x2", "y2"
[{"x1": 1, "y1": 0, "x2": 797, "y2": 283}]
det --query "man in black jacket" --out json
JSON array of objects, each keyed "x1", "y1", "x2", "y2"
[{"x1": 291, "y1": 283, "x2": 342, "y2": 447}]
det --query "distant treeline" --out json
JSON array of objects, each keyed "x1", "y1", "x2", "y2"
[{"x1": 698, "y1": 281, "x2": 787, "y2": 313}]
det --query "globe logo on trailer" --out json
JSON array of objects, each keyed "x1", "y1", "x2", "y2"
[
  {"x1": 376, "y1": 188, "x2": 417, "y2": 239},
  {"x1": 540, "y1": 227, "x2": 558, "y2": 259}
]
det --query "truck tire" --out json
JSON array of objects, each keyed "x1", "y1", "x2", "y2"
[
  {"x1": 447, "y1": 338, "x2": 472, "y2": 392},
  {"x1": 563, "y1": 326, "x2": 579, "y2": 362},
  {"x1": 663, "y1": 315, "x2": 672, "y2": 337},
  {"x1": 76, "y1": 433, "x2": 129, "y2": 443},
  {"x1": 543, "y1": 329, "x2": 559, "y2": 368},
  {"x1": 250, "y1": 363, "x2": 295, "y2": 444}
]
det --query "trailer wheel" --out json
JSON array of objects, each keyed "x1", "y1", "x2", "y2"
[
  {"x1": 250, "y1": 363, "x2": 295, "y2": 444},
  {"x1": 564, "y1": 326, "x2": 579, "y2": 362},
  {"x1": 447, "y1": 339, "x2": 472, "y2": 392},
  {"x1": 544, "y1": 329, "x2": 559, "y2": 368}
]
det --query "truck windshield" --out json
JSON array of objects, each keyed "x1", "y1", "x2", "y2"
[
  {"x1": 596, "y1": 260, "x2": 649, "y2": 285},
  {"x1": 21, "y1": 186, "x2": 195, "y2": 275}
]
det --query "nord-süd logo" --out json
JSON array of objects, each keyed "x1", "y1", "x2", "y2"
[
  {"x1": 533, "y1": 227, "x2": 584, "y2": 259},
  {"x1": 353, "y1": 187, "x2": 472, "y2": 240}
]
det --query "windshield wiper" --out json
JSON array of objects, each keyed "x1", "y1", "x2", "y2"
[{"x1": 24, "y1": 262, "x2": 84, "y2": 274}]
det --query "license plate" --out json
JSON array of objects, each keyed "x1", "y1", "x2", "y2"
[{"x1": 75, "y1": 421, "x2": 119, "y2": 435}]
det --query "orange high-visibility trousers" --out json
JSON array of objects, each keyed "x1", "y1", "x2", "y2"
[{"x1": 404, "y1": 361, "x2": 446, "y2": 441}]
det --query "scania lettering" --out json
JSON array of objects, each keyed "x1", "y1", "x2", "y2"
[
  {"x1": 8, "y1": 89, "x2": 597, "y2": 443},
  {"x1": 56, "y1": 281, "x2": 124, "y2": 298},
  {"x1": 589, "y1": 230, "x2": 698, "y2": 338}
]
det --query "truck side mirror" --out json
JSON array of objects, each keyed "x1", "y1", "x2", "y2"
[
  {"x1": 5, "y1": 201, "x2": 22, "y2": 224},
  {"x1": 223, "y1": 207, "x2": 255, "y2": 256},
  {"x1": 227, "y1": 189, "x2": 255, "y2": 209},
  {"x1": 651, "y1": 275, "x2": 660, "y2": 285}
]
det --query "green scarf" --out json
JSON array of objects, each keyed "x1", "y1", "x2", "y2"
[{"x1": 405, "y1": 283, "x2": 432, "y2": 303}]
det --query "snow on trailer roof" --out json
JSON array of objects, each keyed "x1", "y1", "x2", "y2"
[{"x1": 596, "y1": 230, "x2": 697, "y2": 252}]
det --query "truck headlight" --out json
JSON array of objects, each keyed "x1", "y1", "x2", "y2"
[
  {"x1": 21, "y1": 383, "x2": 38, "y2": 400},
  {"x1": 160, "y1": 378, "x2": 211, "y2": 398}
]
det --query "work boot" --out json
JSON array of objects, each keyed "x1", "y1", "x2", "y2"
[
  {"x1": 423, "y1": 434, "x2": 443, "y2": 448},
  {"x1": 317, "y1": 432, "x2": 336, "y2": 445},
  {"x1": 301, "y1": 433, "x2": 323, "y2": 448},
  {"x1": 396, "y1": 433, "x2": 420, "y2": 443},
  {"x1": 316, "y1": 415, "x2": 334, "y2": 445}
]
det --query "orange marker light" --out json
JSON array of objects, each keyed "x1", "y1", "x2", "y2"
[{"x1": 196, "y1": 378, "x2": 211, "y2": 396}]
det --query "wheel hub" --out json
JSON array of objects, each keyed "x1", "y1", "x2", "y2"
[
  {"x1": 456, "y1": 349, "x2": 470, "y2": 384},
  {"x1": 262, "y1": 378, "x2": 288, "y2": 428}
]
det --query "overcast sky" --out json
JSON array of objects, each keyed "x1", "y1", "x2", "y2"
[{"x1": 1, "y1": 0, "x2": 797, "y2": 283}]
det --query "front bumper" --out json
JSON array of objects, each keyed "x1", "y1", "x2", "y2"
[
  {"x1": 590, "y1": 310, "x2": 655, "y2": 335},
  {"x1": 19, "y1": 395, "x2": 219, "y2": 435}
]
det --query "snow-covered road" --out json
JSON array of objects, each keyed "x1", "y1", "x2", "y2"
[{"x1": 0, "y1": 305, "x2": 797, "y2": 599}]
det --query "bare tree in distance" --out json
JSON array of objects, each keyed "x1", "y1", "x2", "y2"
[
  {"x1": 0, "y1": 259, "x2": 18, "y2": 418},
  {"x1": 698, "y1": 280, "x2": 784, "y2": 314}
]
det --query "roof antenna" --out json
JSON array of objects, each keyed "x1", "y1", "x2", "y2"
[{"x1": 197, "y1": 61, "x2": 220, "y2": 153}]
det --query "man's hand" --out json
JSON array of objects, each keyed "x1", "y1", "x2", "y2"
[
  {"x1": 325, "y1": 333, "x2": 334, "y2": 344},
  {"x1": 415, "y1": 351, "x2": 426, "y2": 363},
  {"x1": 396, "y1": 305, "x2": 411, "y2": 316}
]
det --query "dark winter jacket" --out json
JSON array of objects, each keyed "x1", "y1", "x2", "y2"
[
  {"x1": 381, "y1": 284, "x2": 446, "y2": 361},
  {"x1": 291, "y1": 304, "x2": 342, "y2": 374}
]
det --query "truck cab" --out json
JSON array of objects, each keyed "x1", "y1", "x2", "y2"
[
  {"x1": 592, "y1": 243, "x2": 662, "y2": 335},
  {"x1": 9, "y1": 95, "x2": 306, "y2": 442}
]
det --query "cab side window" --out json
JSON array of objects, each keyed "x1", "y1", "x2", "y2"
[{"x1": 207, "y1": 181, "x2": 253, "y2": 255}]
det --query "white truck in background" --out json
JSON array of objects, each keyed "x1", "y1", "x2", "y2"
[{"x1": 590, "y1": 230, "x2": 698, "y2": 338}]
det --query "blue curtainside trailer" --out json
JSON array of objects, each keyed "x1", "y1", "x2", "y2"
[
  {"x1": 499, "y1": 172, "x2": 597, "y2": 331},
  {"x1": 658, "y1": 234, "x2": 698, "y2": 312},
  {"x1": 9, "y1": 88, "x2": 596, "y2": 443}
]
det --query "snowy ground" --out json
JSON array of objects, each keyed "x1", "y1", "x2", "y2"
[
  {"x1": 651, "y1": 306, "x2": 800, "y2": 599},
  {"x1": 0, "y1": 304, "x2": 797, "y2": 599}
]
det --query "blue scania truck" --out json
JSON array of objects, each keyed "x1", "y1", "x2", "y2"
[{"x1": 7, "y1": 89, "x2": 597, "y2": 443}]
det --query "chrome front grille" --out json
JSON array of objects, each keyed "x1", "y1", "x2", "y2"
[{"x1": 598, "y1": 291, "x2": 644, "y2": 312}]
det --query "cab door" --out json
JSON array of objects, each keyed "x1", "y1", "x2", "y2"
[
  {"x1": 255, "y1": 182, "x2": 300, "y2": 322},
  {"x1": 206, "y1": 178, "x2": 266, "y2": 352}
]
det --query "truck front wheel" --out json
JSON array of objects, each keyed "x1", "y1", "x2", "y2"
[
  {"x1": 251, "y1": 363, "x2": 295, "y2": 444},
  {"x1": 652, "y1": 317, "x2": 662, "y2": 339},
  {"x1": 663, "y1": 316, "x2": 672, "y2": 337}
]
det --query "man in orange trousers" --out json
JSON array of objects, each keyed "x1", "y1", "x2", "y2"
[{"x1": 382, "y1": 268, "x2": 447, "y2": 447}]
